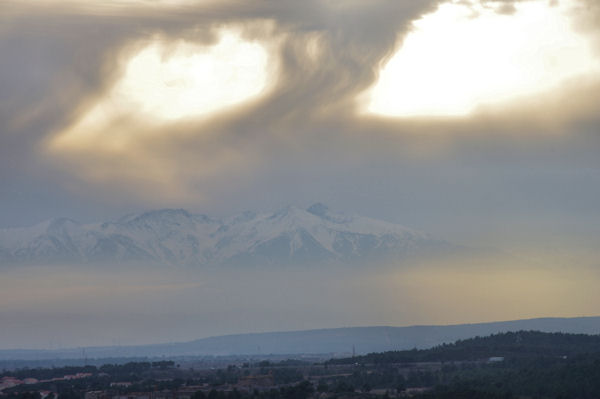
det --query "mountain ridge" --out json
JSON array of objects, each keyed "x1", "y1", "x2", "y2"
[
  {"x1": 0, "y1": 204, "x2": 450, "y2": 266},
  {"x1": 1, "y1": 316, "x2": 599, "y2": 360}
]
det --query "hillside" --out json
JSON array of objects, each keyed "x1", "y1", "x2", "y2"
[
  {"x1": 1, "y1": 316, "x2": 600, "y2": 361},
  {"x1": 329, "y1": 330, "x2": 600, "y2": 364}
]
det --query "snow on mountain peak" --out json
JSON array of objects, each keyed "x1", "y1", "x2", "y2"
[
  {"x1": 306, "y1": 203, "x2": 353, "y2": 224},
  {"x1": 306, "y1": 202, "x2": 329, "y2": 217},
  {"x1": 0, "y1": 205, "x2": 447, "y2": 266}
]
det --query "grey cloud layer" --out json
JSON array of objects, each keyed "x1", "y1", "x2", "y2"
[
  {"x1": 1, "y1": 0, "x2": 599, "y2": 249},
  {"x1": 0, "y1": 0, "x2": 441, "y2": 219},
  {"x1": 1, "y1": 0, "x2": 600, "y2": 348}
]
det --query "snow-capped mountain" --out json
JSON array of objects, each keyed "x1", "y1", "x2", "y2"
[{"x1": 0, "y1": 204, "x2": 451, "y2": 266}]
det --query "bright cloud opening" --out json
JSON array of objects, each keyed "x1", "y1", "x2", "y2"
[
  {"x1": 366, "y1": 0, "x2": 600, "y2": 117},
  {"x1": 115, "y1": 32, "x2": 271, "y2": 121},
  {"x1": 50, "y1": 28, "x2": 275, "y2": 151}
]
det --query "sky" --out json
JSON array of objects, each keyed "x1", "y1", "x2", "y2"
[{"x1": 1, "y1": 0, "x2": 600, "y2": 348}]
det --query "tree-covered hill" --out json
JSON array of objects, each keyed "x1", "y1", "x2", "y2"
[{"x1": 329, "y1": 330, "x2": 600, "y2": 364}]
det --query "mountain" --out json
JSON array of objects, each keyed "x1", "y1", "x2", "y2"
[
  {"x1": 0, "y1": 204, "x2": 450, "y2": 266},
  {"x1": 1, "y1": 317, "x2": 600, "y2": 361}
]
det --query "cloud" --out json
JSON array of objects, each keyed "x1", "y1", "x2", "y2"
[
  {"x1": 0, "y1": 0, "x2": 441, "y2": 204},
  {"x1": 0, "y1": 0, "x2": 599, "y2": 225},
  {"x1": 365, "y1": 0, "x2": 600, "y2": 117},
  {"x1": 2, "y1": 0, "x2": 600, "y2": 350}
]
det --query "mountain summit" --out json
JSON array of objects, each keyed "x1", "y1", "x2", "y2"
[{"x1": 0, "y1": 205, "x2": 449, "y2": 266}]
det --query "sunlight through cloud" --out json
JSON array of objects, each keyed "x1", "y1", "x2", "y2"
[
  {"x1": 366, "y1": 0, "x2": 600, "y2": 117},
  {"x1": 117, "y1": 32, "x2": 270, "y2": 121},
  {"x1": 50, "y1": 28, "x2": 275, "y2": 151}
]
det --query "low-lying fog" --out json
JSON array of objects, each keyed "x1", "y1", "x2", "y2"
[{"x1": 2, "y1": 248, "x2": 599, "y2": 349}]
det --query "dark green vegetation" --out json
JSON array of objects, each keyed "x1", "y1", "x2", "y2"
[
  {"x1": 328, "y1": 331, "x2": 600, "y2": 398},
  {"x1": 329, "y1": 330, "x2": 600, "y2": 364},
  {"x1": 4, "y1": 331, "x2": 600, "y2": 398}
]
